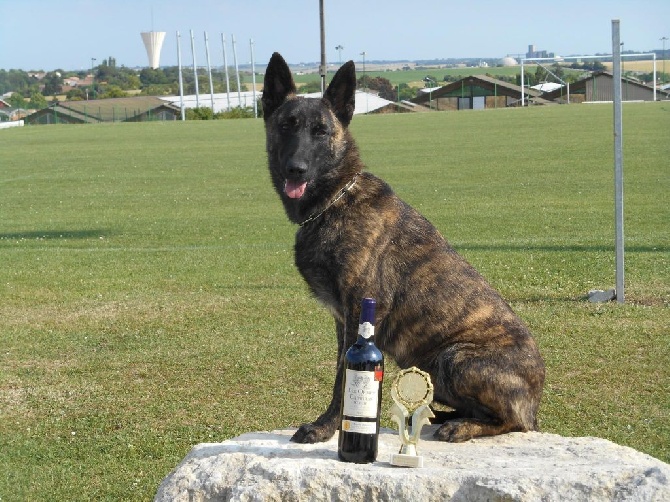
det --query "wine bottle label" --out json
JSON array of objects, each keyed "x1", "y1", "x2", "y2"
[
  {"x1": 342, "y1": 369, "x2": 380, "y2": 418},
  {"x1": 341, "y1": 419, "x2": 377, "y2": 435},
  {"x1": 358, "y1": 321, "x2": 374, "y2": 339}
]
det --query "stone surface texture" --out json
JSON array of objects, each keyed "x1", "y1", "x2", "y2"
[{"x1": 155, "y1": 426, "x2": 669, "y2": 501}]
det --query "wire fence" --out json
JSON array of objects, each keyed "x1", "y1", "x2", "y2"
[{"x1": 27, "y1": 105, "x2": 179, "y2": 125}]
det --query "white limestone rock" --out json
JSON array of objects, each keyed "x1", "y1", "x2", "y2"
[{"x1": 155, "y1": 426, "x2": 670, "y2": 501}]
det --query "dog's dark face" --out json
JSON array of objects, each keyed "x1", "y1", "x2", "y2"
[{"x1": 262, "y1": 53, "x2": 358, "y2": 223}]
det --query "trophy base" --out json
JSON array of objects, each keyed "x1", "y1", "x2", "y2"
[{"x1": 390, "y1": 453, "x2": 424, "y2": 468}]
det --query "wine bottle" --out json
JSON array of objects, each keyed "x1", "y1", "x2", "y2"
[{"x1": 338, "y1": 297, "x2": 384, "y2": 463}]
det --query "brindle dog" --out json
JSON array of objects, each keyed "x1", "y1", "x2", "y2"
[{"x1": 262, "y1": 52, "x2": 545, "y2": 444}]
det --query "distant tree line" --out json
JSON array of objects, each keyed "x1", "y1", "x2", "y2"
[
  {"x1": 569, "y1": 60, "x2": 606, "y2": 72},
  {"x1": 0, "y1": 58, "x2": 250, "y2": 109},
  {"x1": 186, "y1": 106, "x2": 256, "y2": 120}
]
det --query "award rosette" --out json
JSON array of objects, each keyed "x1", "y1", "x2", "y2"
[{"x1": 389, "y1": 366, "x2": 434, "y2": 468}]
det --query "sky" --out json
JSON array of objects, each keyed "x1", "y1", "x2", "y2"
[{"x1": 1, "y1": 0, "x2": 668, "y2": 71}]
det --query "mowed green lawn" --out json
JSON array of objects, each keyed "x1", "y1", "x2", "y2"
[{"x1": 1, "y1": 103, "x2": 668, "y2": 500}]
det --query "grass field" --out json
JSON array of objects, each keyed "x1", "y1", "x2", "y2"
[
  {"x1": 1, "y1": 103, "x2": 668, "y2": 500},
  {"x1": 603, "y1": 59, "x2": 670, "y2": 73}
]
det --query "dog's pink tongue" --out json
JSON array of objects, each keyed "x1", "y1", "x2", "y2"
[{"x1": 285, "y1": 180, "x2": 307, "y2": 199}]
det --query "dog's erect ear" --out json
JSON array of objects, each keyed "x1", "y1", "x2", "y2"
[
  {"x1": 262, "y1": 52, "x2": 297, "y2": 121},
  {"x1": 324, "y1": 60, "x2": 356, "y2": 127}
]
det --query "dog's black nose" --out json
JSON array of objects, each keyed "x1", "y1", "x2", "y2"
[{"x1": 286, "y1": 160, "x2": 308, "y2": 177}]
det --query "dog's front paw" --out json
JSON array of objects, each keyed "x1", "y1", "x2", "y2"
[{"x1": 291, "y1": 422, "x2": 336, "y2": 443}]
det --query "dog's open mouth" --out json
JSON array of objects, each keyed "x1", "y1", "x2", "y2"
[{"x1": 284, "y1": 180, "x2": 308, "y2": 199}]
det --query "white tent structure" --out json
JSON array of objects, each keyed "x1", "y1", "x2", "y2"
[
  {"x1": 302, "y1": 90, "x2": 396, "y2": 115},
  {"x1": 530, "y1": 82, "x2": 563, "y2": 92},
  {"x1": 161, "y1": 91, "x2": 258, "y2": 113},
  {"x1": 161, "y1": 90, "x2": 395, "y2": 115}
]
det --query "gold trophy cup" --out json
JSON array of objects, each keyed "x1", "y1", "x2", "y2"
[{"x1": 389, "y1": 367, "x2": 434, "y2": 468}]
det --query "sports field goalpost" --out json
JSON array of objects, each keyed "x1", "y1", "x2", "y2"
[
  {"x1": 520, "y1": 52, "x2": 658, "y2": 106},
  {"x1": 521, "y1": 21, "x2": 632, "y2": 303}
]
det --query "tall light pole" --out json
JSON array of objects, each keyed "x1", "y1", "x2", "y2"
[
  {"x1": 204, "y1": 31, "x2": 215, "y2": 112},
  {"x1": 661, "y1": 36, "x2": 668, "y2": 84},
  {"x1": 176, "y1": 31, "x2": 185, "y2": 120},
  {"x1": 423, "y1": 76, "x2": 436, "y2": 110},
  {"x1": 335, "y1": 45, "x2": 344, "y2": 65},
  {"x1": 232, "y1": 34, "x2": 241, "y2": 107},
  {"x1": 319, "y1": 0, "x2": 326, "y2": 95},
  {"x1": 90, "y1": 57, "x2": 96, "y2": 99},
  {"x1": 360, "y1": 51, "x2": 367, "y2": 113},
  {"x1": 221, "y1": 34, "x2": 231, "y2": 111},
  {"x1": 360, "y1": 51, "x2": 366, "y2": 81},
  {"x1": 190, "y1": 30, "x2": 199, "y2": 108},
  {"x1": 250, "y1": 38, "x2": 257, "y2": 118}
]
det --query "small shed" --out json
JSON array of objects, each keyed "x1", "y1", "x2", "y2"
[{"x1": 541, "y1": 71, "x2": 669, "y2": 103}]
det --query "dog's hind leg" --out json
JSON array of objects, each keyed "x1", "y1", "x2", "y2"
[
  {"x1": 432, "y1": 394, "x2": 533, "y2": 442},
  {"x1": 429, "y1": 408, "x2": 461, "y2": 424},
  {"x1": 430, "y1": 343, "x2": 543, "y2": 443},
  {"x1": 434, "y1": 417, "x2": 527, "y2": 443}
]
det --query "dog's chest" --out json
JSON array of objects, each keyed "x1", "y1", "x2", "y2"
[
  {"x1": 293, "y1": 224, "x2": 359, "y2": 313},
  {"x1": 294, "y1": 228, "x2": 337, "y2": 281}
]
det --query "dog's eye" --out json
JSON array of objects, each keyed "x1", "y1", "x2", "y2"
[
  {"x1": 280, "y1": 117, "x2": 298, "y2": 133},
  {"x1": 312, "y1": 124, "x2": 328, "y2": 137}
]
